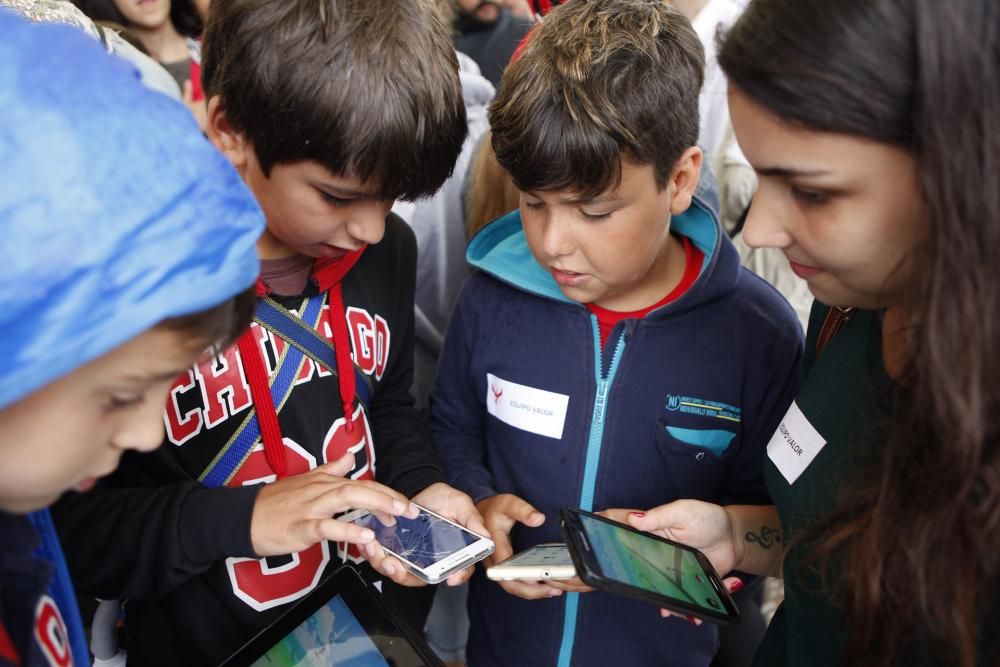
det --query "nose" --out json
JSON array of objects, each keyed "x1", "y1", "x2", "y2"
[
  {"x1": 539, "y1": 210, "x2": 575, "y2": 259},
  {"x1": 343, "y1": 200, "x2": 392, "y2": 247},
  {"x1": 113, "y1": 397, "x2": 167, "y2": 453},
  {"x1": 741, "y1": 185, "x2": 794, "y2": 250}
]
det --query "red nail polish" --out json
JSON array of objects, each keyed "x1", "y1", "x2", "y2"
[
  {"x1": 629, "y1": 511, "x2": 645, "y2": 517},
  {"x1": 729, "y1": 579, "x2": 744, "y2": 593}
]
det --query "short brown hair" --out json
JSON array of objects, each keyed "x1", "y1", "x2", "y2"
[
  {"x1": 162, "y1": 286, "x2": 256, "y2": 353},
  {"x1": 490, "y1": 0, "x2": 703, "y2": 197},
  {"x1": 201, "y1": 0, "x2": 467, "y2": 201}
]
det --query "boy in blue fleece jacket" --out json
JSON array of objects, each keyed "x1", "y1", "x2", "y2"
[{"x1": 430, "y1": 1, "x2": 803, "y2": 665}]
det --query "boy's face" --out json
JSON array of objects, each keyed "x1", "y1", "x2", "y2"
[
  {"x1": 113, "y1": 0, "x2": 171, "y2": 31},
  {"x1": 206, "y1": 99, "x2": 393, "y2": 261},
  {"x1": 0, "y1": 328, "x2": 204, "y2": 513},
  {"x1": 242, "y1": 155, "x2": 394, "y2": 260},
  {"x1": 729, "y1": 87, "x2": 927, "y2": 309},
  {"x1": 520, "y1": 155, "x2": 700, "y2": 311}
]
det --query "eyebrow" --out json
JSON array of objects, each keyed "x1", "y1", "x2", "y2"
[
  {"x1": 755, "y1": 166, "x2": 832, "y2": 178},
  {"x1": 313, "y1": 180, "x2": 378, "y2": 199},
  {"x1": 524, "y1": 190, "x2": 621, "y2": 205},
  {"x1": 566, "y1": 194, "x2": 620, "y2": 205},
  {"x1": 121, "y1": 370, "x2": 188, "y2": 384}
]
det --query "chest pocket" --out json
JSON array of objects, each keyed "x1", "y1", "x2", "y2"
[{"x1": 644, "y1": 419, "x2": 737, "y2": 503}]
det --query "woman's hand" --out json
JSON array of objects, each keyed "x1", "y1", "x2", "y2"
[{"x1": 625, "y1": 500, "x2": 742, "y2": 576}]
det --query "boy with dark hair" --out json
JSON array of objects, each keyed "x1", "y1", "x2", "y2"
[
  {"x1": 53, "y1": 0, "x2": 484, "y2": 664},
  {"x1": 431, "y1": 1, "x2": 803, "y2": 665}
]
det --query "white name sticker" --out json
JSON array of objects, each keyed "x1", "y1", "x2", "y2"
[
  {"x1": 766, "y1": 401, "x2": 827, "y2": 485},
  {"x1": 486, "y1": 373, "x2": 569, "y2": 440}
]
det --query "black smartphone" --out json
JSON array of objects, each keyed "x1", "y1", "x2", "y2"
[{"x1": 559, "y1": 507, "x2": 741, "y2": 624}]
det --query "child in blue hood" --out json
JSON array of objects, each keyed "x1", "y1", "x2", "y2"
[
  {"x1": 0, "y1": 9, "x2": 263, "y2": 666},
  {"x1": 430, "y1": 1, "x2": 803, "y2": 665}
]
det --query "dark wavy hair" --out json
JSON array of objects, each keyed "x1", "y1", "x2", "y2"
[{"x1": 720, "y1": 1, "x2": 1000, "y2": 665}]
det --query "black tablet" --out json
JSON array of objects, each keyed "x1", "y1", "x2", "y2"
[{"x1": 219, "y1": 565, "x2": 443, "y2": 667}]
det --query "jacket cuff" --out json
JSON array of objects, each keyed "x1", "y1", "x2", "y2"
[
  {"x1": 452, "y1": 470, "x2": 498, "y2": 505},
  {"x1": 178, "y1": 484, "x2": 262, "y2": 564},
  {"x1": 469, "y1": 486, "x2": 500, "y2": 505},
  {"x1": 389, "y1": 465, "x2": 447, "y2": 499}
]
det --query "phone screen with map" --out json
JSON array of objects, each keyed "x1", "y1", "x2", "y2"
[
  {"x1": 560, "y1": 508, "x2": 740, "y2": 624},
  {"x1": 344, "y1": 505, "x2": 494, "y2": 584}
]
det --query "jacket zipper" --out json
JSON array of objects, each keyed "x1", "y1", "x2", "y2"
[{"x1": 556, "y1": 315, "x2": 626, "y2": 667}]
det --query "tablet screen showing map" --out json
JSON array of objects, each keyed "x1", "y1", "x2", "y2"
[
  {"x1": 220, "y1": 566, "x2": 442, "y2": 667},
  {"x1": 250, "y1": 594, "x2": 387, "y2": 667},
  {"x1": 578, "y1": 512, "x2": 727, "y2": 615}
]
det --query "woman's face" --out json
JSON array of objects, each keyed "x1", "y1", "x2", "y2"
[
  {"x1": 112, "y1": 0, "x2": 172, "y2": 30},
  {"x1": 730, "y1": 86, "x2": 928, "y2": 310}
]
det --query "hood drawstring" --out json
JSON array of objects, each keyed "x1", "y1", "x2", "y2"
[
  {"x1": 237, "y1": 247, "x2": 367, "y2": 479},
  {"x1": 237, "y1": 330, "x2": 287, "y2": 479},
  {"x1": 325, "y1": 284, "x2": 356, "y2": 433}
]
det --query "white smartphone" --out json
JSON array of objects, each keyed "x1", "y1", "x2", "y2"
[
  {"x1": 340, "y1": 504, "x2": 494, "y2": 585},
  {"x1": 486, "y1": 543, "x2": 577, "y2": 581}
]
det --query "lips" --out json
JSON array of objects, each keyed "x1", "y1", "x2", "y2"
[
  {"x1": 550, "y1": 267, "x2": 588, "y2": 287},
  {"x1": 788, "y1": 260, "x2": 823, "y2": 280},
  {"x1": 320, "y1": 244, "x2": 348, "y2": 259}
]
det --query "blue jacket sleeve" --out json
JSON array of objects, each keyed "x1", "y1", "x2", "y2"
[{"x1": 429, "y1": 277, "x2": 498, "y2": 504}]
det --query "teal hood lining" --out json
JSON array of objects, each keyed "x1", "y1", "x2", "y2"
[{"x1": 466, "y1": 196, "x2": 720, "y2": 303}]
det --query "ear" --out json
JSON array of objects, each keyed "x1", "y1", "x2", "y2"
[
  {"x1": 667, "y1": 146, "x2": 703, "y2": 215},
  {"x1": 205, "y1": 96, "x2": 251, "y2": 172}
]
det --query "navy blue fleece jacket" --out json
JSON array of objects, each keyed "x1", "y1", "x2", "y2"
[{"x1": 431, "y1": 198, "x2": 803, "y2": 667}]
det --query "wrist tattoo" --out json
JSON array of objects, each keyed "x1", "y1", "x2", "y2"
[{"x1": 745, "y1": 525, "x2": 781, "y2": 549}]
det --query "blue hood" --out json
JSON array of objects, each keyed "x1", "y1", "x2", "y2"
[
  {"x1": 466, "y1": 196, "x2": 740, "y2": 311},
  {"x1": 0, "y1": 10, "x2": 264, "y2": 409}
]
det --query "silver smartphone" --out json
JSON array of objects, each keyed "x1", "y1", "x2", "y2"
[
  {"x1": 341, "y1": 504, "x2": 494, "y2": 584},
  {"x1": 486, "y1": 543, "x2": 577, "y2": 581}
]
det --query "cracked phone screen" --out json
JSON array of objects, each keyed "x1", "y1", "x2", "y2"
[{"x1": 351, "y1": 510, "x2": 480, "y2": 568}]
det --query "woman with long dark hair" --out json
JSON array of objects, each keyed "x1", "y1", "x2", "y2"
[{"x1": 623, "y1": 1, "x2": 1000, "y2": 665}]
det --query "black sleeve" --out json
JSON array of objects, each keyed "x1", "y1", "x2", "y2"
[
  {"x1": 368, "y1": 216, "x2": 447, "y2": 497},
  {"x1": 430, "y1": 277, "x2": 499, "y2": 503},
  {"x1": 51, "y1": 446, "x2": 261, "y2": 600}
]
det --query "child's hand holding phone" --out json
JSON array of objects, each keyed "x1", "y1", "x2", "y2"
[
  {"x1": 343, "y1": 500, "x2": 493, "y2": 586},
  {"x1": 487, "y1": 543, "x2": 595, "y2": 594},
  {"x1": 362, "y1": 482, "x2": 489, "y2": 588},
  {"x1": 476, "y1": 493, "x2": 567, "y2": 600}
]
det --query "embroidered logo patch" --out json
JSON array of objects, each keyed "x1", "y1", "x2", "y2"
[{"x1": 665, "y1": 394, "x2": 741, "y2": 422}]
